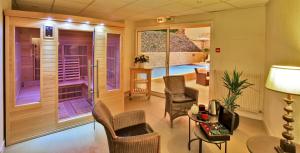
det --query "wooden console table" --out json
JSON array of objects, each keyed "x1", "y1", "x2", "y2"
[{"x1": 129, "y1": 68, "x2": 152, "y2": 99}]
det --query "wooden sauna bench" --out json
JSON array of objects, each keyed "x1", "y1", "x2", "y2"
[
  {"x1": 16, "y1": 80, "x2": 40, "y2": 106},
  {"x1": 58, "y1": 80, "x2": 88, "y2": 87},
  {"x1": 58, "y1": 79, "x2": 92, "y2": 120},
  {"x1": 16, "y1": 85, "x2": 40, "y2": 106}
]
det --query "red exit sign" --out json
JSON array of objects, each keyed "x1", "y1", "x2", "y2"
[{"x1": 215, "y1": 48, "x2": 221, "y2": 53}]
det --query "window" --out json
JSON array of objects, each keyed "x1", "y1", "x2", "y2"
[
  {"x1": 106, "y1": 33, "x2": 121, "y2": 90},
  {"x1": 15, "y1": 27, "x2": 41, "y2": 106}
]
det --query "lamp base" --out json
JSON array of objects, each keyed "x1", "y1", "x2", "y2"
[{"x1": 275, "y1": 139, "x2": 296, "y2": 153}]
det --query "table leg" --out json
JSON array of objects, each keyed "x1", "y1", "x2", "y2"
[
  {"x1": 225, "y1": 141, "x2": 227, "y2": 153},
  {"x1": 199, "y1": 139, "x2": 202, "y2": 153},
  {"x1": 188, "y1": 118, "x2": 191, "y2": 150},
  {"x1": 188, "y1": 118, "x2": 198, "y2": 150}
]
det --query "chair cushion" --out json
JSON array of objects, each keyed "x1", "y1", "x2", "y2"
[
  {"x1": 115, "y1": 123, "x2": 154, "y2": 137},
  {"x1": 173, "y1": 94, "x2": 195, "y2": 103}
]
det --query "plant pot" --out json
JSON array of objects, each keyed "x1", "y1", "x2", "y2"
[
  {"x1": 135, "y1": 63, "x2": 144, "y2": 68},
  {"x1": 233, "y1": 112, "x2": 240, "y2": 130},
  {"x1": 138, "y1": 63, "x2": 145, "y2": 68}
]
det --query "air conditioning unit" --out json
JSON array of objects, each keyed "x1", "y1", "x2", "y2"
[{"x1": 157, "y1": 16, "x2": 174, "y2": 23}]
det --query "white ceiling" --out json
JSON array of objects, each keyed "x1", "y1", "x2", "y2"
[{"x1": 13, "y1": 0, "x2": 269, "y2": 21}]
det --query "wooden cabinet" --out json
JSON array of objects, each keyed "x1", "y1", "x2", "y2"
[{"x1": 130, "y1": 68, "x2": 152, "y2": 99}]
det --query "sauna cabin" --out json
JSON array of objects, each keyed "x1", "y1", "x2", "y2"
[{"x1": 5, "y1": 10, "x2": 125, "y2": 145}]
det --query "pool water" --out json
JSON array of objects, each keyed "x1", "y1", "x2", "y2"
[{"x1": 152, "y1": 64, "x2": 209, "y2": 78}]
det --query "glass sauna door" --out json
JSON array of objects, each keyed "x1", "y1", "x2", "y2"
[
  {"x1": 58, "y1": 30, "x2": 94, "y2": 121},
  {"x1": 169, "y1": 26, "x2": 211, "y2": 105},
  {"x1": 136, "y1": 28, "x2": 169, "y2": 94}
]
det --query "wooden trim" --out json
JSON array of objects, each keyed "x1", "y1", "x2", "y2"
[
  {"x1": 4, "y1": 10, "x2": 124, "y2": 28},
  {"x1": 136, "y1": 25, "x2": 170, "y2": 32},
  {"x1": 4, "y1": 15, "x2": 11, "y2": 145},
  {"x1": 169, "y1": 22, "x2": 212, "y2": 29},
  {"x1": 166, "y1": 28, "x2": 170, "y2": 76}
]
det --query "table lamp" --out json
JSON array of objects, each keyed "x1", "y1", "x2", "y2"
[{"x1": 266, "y1": 65, "x2": 300, "y2": 153}]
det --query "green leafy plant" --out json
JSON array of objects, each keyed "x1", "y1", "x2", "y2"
[
  {"x1": 134, "y1": 54, "x2": 149, "y2": 64},
  {"x1": 221, "y1": 69, "x2": 253, "y2": 111},
  {"x1": 203, "y1": 48, "x2": 210, "y2": 52}
]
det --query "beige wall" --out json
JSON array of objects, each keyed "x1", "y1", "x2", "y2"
[
  {"x1": 1, "y1": 0, "x2": 11, "y2": 149},
  {"x1": 265, "y1": 0, "x2": 300, "y2": 143},
  {"x1": 143, "y1": 52, "x2": 206, "y2": 68},
  {"x1": 123, "y1": 20, "x2": 135, "y2": 92},
  {"x1": 210, "y1": 7, "x2": 266, "y2": 115}
]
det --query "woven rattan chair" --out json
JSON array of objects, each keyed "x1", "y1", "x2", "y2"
[
  {"x1": 163, "y1": 75, "x2": 199, "y2": 128},
  {"x1": 92, "y1": 101, "x2": 160, "y2": 153},
  {"x1": 194, "y1": 68, "x2": 209, "y2": 86}
]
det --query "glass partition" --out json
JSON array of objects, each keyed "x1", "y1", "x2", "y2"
[
  {"x1": 169, "y1": 27, "x2": 210, "y2": 76},
  {"x1": 15, "y1": 27, "x2": 41, "y2": 106},
  {"x1": 137, "y1": 29, "x2": 168, "y2": 93},
  {"x1": 107, "y1": 33, "x2": 121, "y2": 90}
]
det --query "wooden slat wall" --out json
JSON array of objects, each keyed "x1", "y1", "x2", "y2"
[{"x1": 5, "y1": 11, "x2": 124, "y2": 145}]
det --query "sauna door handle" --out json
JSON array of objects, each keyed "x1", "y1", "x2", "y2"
[
  {"x1": 93, "y1": 60, "x2": 99, "y2": 98},
  {"x1": 88, "y1": 60, "x2": 99, "y2": 98}
]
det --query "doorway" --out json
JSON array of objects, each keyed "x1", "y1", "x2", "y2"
[
  {"x1": 57, "y1": 30, "x2": 94, "y2": 121},
  {"x1": 136, "y1": 25, "x2": 211, "y2": 104}
]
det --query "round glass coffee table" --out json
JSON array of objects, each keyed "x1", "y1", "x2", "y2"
[{"x1": 187, "y1": 110, "x2": 218, "y2": 150}]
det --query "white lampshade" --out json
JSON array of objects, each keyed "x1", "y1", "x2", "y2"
[{"x1": 266, "y1": 65, "x2": 300, "y2": 95}]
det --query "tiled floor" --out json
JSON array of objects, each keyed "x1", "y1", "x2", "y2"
[{"x1": 4, "y1": 96, "x2": 267, "y2": 153}]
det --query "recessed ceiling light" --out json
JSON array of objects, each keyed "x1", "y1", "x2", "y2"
[
  {"x1": 47, "y1": 17, "x2": 52, "y2": 21},
  {"x1": 67, "y1": 18, "x2": 72, "y2": 23},
  {"x1": 99, "y1": 23, "x2": 105, "y2": 26},
  {"x1": 84, "y1": 21, "x2": 90, "y2": 24}
]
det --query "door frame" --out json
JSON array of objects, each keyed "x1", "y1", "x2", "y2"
[{"x1": 56, "y1": 28, "x2": 95, "y2": 126}]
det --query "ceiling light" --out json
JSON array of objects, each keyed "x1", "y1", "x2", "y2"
[
  {"x1": 47, "y1": 17, "x2": 52, "y2": 21},
  {"x1": 67, "y1": 18, "x2": 72, "y2": 23},
  {"x1": 99, "y1": 23, "x2": 105, "y2": 26},
  {"x1": 84, "y1": 21, "x2": 90, "y2": 24}
]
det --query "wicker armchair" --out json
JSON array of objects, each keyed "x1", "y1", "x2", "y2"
[
  {"x1": 93, "y1": 101, "x2": 160, "y2": 153},
  {"x1": 163, "y1": 75, "x2": 199, "y2": 128},
  {"x1": 194, "y1": 68, "x2": 209, "y2": 86}
]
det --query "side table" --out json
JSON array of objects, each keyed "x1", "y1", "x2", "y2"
[
  {"x1": 194, "y1": 125, "x2": 228, "y2": 153},
  {"x1": 247, "y1": 136, "x2": 300, "y2": 153},
  {"x1": 187, "y1": 110, "x2": 217, "y2": 150}
]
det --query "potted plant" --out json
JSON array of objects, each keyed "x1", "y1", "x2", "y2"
[
  {"x1": 134, "y1": 54, "x2": 149, "y2": 68},
  {"x1": 216, "y1": 69, "x2": 253, "y2": 130}
]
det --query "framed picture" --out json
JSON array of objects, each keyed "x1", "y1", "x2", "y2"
[{"x1": 43, "y1": 25, "x2": 54, "y2": 39}]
